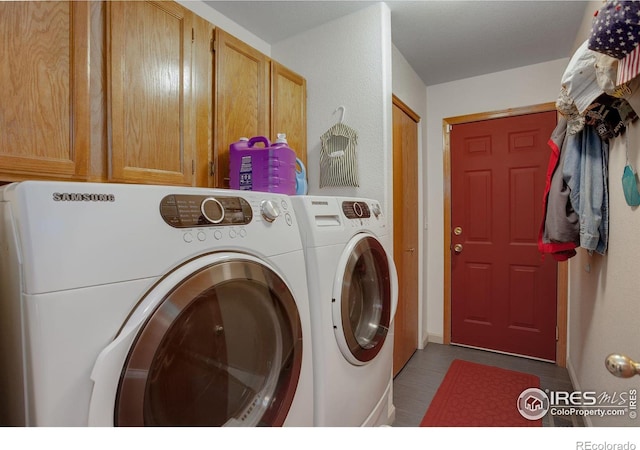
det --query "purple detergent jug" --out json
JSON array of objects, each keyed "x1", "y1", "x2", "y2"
[
  {"x1": 229, "y1": 137, "x2": 251, "y2": 190},
  {"x1": 229, "y1": 134, "x2": 296, "y2": 194},
  {"x1": 267, "y1": 134, "x2": 297, "y2": 194}
]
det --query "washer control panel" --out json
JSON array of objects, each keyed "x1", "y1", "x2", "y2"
[
  {"x1": 342, "y1": 201, "x2": 371, "y2": 219},
  {"x1": 160, "y1": 194, "x2": 253, "y2": 228}
]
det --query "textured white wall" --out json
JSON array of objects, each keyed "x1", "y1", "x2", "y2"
[
  {"x1": 564, "y1": 0, "x2": 640, "y2": 427},
  {"x1": 424, "y1": 58, "x2": 569, "y2": 342},
  {"x1": 391, "y1": 45, "x2": 428, "y2": 347},
  {"x1": 391, "y1": 45, "x2": 427, "y2": 120},
  {"x1": 272, "y1": 3, "x2": 393, "y2": 213},
  {"x1": 567, "y1": 118, "x2": 640, "y2": 426}
]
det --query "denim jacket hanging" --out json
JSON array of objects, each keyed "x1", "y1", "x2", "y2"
[{"x1": 562, "y1": 124, "x2": 609, "y2": 255}]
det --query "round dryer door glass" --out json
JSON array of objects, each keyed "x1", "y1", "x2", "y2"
[
  {"x1": 115, "y1": 259, "x2": 302, "y2": 426},
  {"x1": 333, "y1": 235, "x2": 391, "y2": 364}
]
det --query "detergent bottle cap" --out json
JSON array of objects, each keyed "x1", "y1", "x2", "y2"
[{"x1": 275, "y1": 133, "x2": 288, "y2": 144}]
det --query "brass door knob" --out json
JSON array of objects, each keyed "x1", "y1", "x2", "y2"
[
  {"x1": 453, "y1": 243, "x2": 463, "y2": 253},
  {"x1": 606, "y1": 354, "x2": 640, "y2": 378}
]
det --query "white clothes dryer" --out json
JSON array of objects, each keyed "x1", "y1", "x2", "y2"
[
  {"x1": 0, "y1": 181, "x2": 313, "y2": 427},
  {"x1": 290, "y1": 196, "x2": 398, "y2": 427}
]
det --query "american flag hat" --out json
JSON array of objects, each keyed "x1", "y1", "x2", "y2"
[
  {"x1": 618, "y1": 43, "x2": 640, "y2": 84},
  {"x1": 589, "y1": 1, "x2": 640, "y2": 59}
]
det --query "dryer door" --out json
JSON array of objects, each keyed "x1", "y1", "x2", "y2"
[
  {"x1": 331, "y1": 233, "x2": 394, "y2": 365},
  {"x1": 88, "y1": 253, "x2": 302, "y2": 426}
]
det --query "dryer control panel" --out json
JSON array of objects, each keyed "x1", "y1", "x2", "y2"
[{"x1": 160, "y1": 194, "x2": 253, "y2": 228}]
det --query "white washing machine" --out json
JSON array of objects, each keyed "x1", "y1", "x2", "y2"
[
  {"x1": 0, "y1": 181, "x2": 313, "y2": 427},
  {"x1": 290, "y1": 196, "x2": 397, "y2": 427}
]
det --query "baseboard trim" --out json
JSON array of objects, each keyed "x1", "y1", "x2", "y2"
[
  {"x1": 427, "y1": 333, "x2": 443, "y2": 345},
  {"x1": 565, "y1": 358, "x2": 593, "y2": 427}
]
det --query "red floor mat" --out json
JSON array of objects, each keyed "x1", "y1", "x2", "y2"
[{"x1": 420, "y1": 359, "x2": 542, "y2": 427}]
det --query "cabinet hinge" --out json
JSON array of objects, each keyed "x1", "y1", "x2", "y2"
[
  {"x1": 192, "y1": 160, "x2": 195, "y2": 175},
  {"x1": 209, "y1": 161, "x2": 215, "y2": 176},
  {"x1": 556, "y1": 326, "x2": 559, "y2": 342},
  {"x1": 210, "y1": 37, "x2": 215, "y2": 53},
  {"x1": 191, "y1": 28, "x2": 195, "y2": 43}
]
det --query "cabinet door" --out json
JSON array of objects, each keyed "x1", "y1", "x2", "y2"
[
  {"x1": 0, "y1": 1, "x2": 90, "y2": 181},
  {"x1": 108, "y1": 1, "x2": 194, "y2": 186},
  {"x1": 271, "y1": 62, "x2": 307, "y2": 168},
  {"x1": 214, "y1": 28, "x2": 269, "y2": 188}
]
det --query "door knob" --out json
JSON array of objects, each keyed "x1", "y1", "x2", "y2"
[
  {"x1": 606, "y1": 354, "x2": 640, "y2": 378},
  {"x1": 453, "y1": 243, "x2": 463, "y2": 253}
]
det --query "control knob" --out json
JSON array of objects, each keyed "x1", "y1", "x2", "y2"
[
  {"x1": 201, "y1": 197, "x2": 224, "y2": 224},
  {"x1": 260, "y1": 200, "x2": 280, "y2": 223},
  {"x1": 352, "y1": 202, "x2": 364, "y2": 217},
  {"x1": 372, "y1": 203, "x2": 381, "y2": 218}
]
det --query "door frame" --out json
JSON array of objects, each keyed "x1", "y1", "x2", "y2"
[{"x1": 442, "y1": 102, "x2": 568, "y2": 367}]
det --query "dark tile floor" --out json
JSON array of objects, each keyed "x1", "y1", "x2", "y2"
[{"x1": 392, "y1": 343, "x2": 584, "y2": 427}]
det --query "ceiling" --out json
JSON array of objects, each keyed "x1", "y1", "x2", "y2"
[{"x1": 203, "y1": 1, "x2": 590, "y2": 86}]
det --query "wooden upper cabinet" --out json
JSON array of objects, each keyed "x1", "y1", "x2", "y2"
[
  {"x1": 0, "y1": 2, "x2": 303, "y2": 188},
  {"x1": 271, "y1": 62, "x2": 307, "y2": 168},
  {"x1": 107, "y1": 1, "x2": 195, "y2": 186},
  {"x1": 0, "y1": 1, "x2": 90, "y2": 181},
  {"x1": 213, "y1": 28, "x2": 269, "y2": 188}
]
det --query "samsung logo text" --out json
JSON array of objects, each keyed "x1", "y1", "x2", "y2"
[{"x1": 52, "y1": 193, "x2": 115, "y2": 202}]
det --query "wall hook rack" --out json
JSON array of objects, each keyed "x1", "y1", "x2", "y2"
[{"x1": 333, "y1": 105, "x2": 346, "y2": 123}]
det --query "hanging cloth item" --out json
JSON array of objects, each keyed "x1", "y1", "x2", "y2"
[
  {"x1": 319, "y1": 108, "x2": 359, "y2": 188},
  {"x1": 538, "y1": 117, "x2": 579, "y2": 261},
  {"x1": 622, "y1": 132, "x2": 640, "y2": 206}
]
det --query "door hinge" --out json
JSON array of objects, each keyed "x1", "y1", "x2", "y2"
[
  {"x1": 209, "y1": 161, "x2": 215, "y2": 176},
  {"x1": 191, "y1": 28, "x2": 195, "y2": 43},
  {"x1": 556, "y1": 326, "x2": 559, "y2": 342},
  {"x1": 446, "y1": 124, "x2": 452, "y2": 133},
  {"x1": 192, "y1": 160, "x2": 195, "y2": 175},
  {"x1": 211, "y1": 37, "x2": 215, "y2": 53}
]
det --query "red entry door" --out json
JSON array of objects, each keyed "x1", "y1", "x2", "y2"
[{"x1": 450, "y1": 111, "x2": 558, "y2": 361}]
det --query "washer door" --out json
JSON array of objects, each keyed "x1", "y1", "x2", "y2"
[
  {"x1": 331, "y1": 234, "x2": 394, "y2": 365},
  {"x1": 88, "y1": 253, "x2": 302, "y2": 427}
]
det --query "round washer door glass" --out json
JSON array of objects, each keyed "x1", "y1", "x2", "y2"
[
  {"x1": 115, "y1": 258, "x2": 302, "y2": 426},
  {"x1": 333, "y1": 235, "x2": 391, "y2": 364}
]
